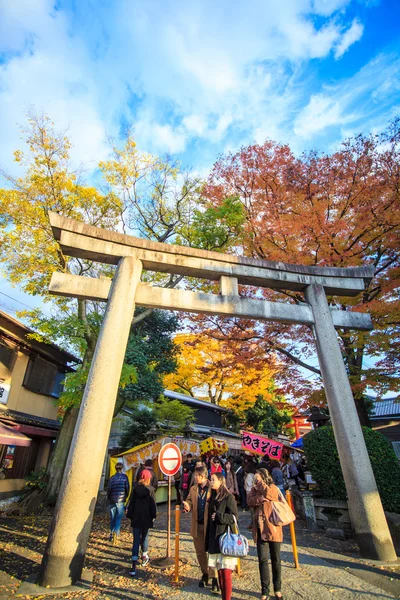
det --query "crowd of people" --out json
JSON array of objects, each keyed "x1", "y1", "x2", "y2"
[{"x1": 107, "y1": 452, "x2": 306, "y2": 600}]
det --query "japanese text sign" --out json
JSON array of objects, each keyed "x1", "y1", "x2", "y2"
[{"x1": 241, "y1": 431, "x2": 284, "y2": 459}]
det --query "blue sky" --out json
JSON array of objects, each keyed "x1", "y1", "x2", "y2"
[{"x1": 0, "y1": 0, "x2": 399, "y2": 313}]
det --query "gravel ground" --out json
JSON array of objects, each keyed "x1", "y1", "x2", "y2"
[{"x1": 0, "y1": 504, "x2": 399, "y2": 599}]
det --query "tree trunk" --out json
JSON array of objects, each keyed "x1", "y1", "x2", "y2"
[
  {"x1": 354, "y1": 394, "x2": 370, "y2": 427},
  {"x1": 45, "y1": 405, "x2": 79, "y2": 502}
]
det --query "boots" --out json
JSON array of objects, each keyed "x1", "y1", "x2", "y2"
[
  {"x1": 211, "y1": 577, "x2": 220, "y2": 594},
  {"x1": 198, "y1": 573, "x2": 209, "y2": 588}
]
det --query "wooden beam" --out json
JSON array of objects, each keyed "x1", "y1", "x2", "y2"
[{"x1": 49, "y1": 273, "x2": 373, "y2": 331}]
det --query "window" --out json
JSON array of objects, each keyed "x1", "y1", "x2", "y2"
[
  {"x1": 51, "y1": 371, "x2": 66, "y2": 399},
  {"x1": 0, "y1": 340, "x2": 16, "y2": 380},
  {"x1": 23, "y1": 356, "x2": 59, "y2": 396}
]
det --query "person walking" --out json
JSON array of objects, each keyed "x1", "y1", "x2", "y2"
[
  {"x1": 209, "y1": 456, "x2": 226, "y2": 477},
  {"x1": 174, "y1": 467, "x2": 182, "y2": 504},
  {"x1": 247, "y1": 468, "x2": 283, "y2": 600},
  {"x1": 270, "y1": 459, "x2": 285, "y2": 496},
  {"x1": 244, "y1": 462, "x2": 256, "y2": 529},
  {"x1": 180, "y1": 465, "x2": 192, "y2": 501},
  {"x1": 126, "y1": 469, "x2": 157, "y2": 576},
  {"x1": 183, "y1": 466, "x2": 220, "y2": 593},
  {"x1": 183, "y1": 453, "x2": 195, "y2": 473},
  {"x1": 107, "y1": 461, "x2": 130, "y2": 544},
  {"x1": 225, "y1": 460, "x2": 239, "y2": 497},
  {"x1": 136, "y1": 458, "x2": 159, "y2": 491},
  {"x1": 234, "y1": 458, "x2": 247, "y2": 510},
  {"x1": 205, "y1": 472, "x2": 238, "y2": 600}
]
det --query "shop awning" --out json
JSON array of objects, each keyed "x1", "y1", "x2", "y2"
[
  {"x1": 290, "y1": 436, "x2": 304, "y2": 449},
  {"x1": 200, "y1": 437, "x2": 229, "y2": 454},
  {"x1": 0, "y1": 421, "x2": 32, "y2": 447}
]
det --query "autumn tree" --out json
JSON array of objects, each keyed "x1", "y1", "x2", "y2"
[
  {"x1": 0, "y1": 113, "x2": 131, "y2": 497},
  {"x1": 0, "y1": 113, "x2": 246, "y2": 498},
  {"x1": 200, "y1": 120, "x2": 400, "y2": 425},
  {"x1": 164, "y1": 332, "x2": 281, "y2": 419}
]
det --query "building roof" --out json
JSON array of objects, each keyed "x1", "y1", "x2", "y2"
[
  {"x1": 189, "y1": 423, "x2": 240, "y2": 439},
  {"x1": 0, "y1": 309, "x2": 80, "y2": 367},
  {"x1": 370, "y1": 397, "x2": 400, "y2": 418},
  {"x1": 163, "y1": 389, "x2": 228, "y2": 412},
  {"x1": 0, "y1": 408, "x2": 61, "y2": 431}
]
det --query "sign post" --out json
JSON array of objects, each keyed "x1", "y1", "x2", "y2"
[{"x1": 152, "y1": 442, "x2": 182, "y2": 569}]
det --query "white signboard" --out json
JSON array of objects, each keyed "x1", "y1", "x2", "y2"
[{"x1": 0, "y1": 382, "x2": 10, "y2": 405}]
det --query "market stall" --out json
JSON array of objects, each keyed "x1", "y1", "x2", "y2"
[{"x1": 110, "y1": 436, "x2": 200, "y2": 503}]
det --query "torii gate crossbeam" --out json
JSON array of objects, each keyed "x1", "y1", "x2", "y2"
[{"x1": 38, "y1": 214, "x2": 396, "y2": 589}]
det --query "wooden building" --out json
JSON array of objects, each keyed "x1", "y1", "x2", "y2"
[{"x1": 0, "y1": 310, "x2": 79, "y2": 498}]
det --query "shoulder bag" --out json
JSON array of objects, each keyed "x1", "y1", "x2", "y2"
[
  {"x1": 269, "y1": 490, "x2": 296, "y2": 527},
  {"x1": 220, "y1": 515, "x2": 249, "y2": 557}
]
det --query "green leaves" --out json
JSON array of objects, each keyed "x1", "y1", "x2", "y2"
[
  {"x1": 154, "y1": 396, "x2": 195, "y2": 436},
  {"x1": 183, "y1": 195, "x2": 246, "y2": 251},
  {"x1": 244, "y1": 394, "x2": 292, "y2": 435},
  {"x1": 303, "y1": 426, "x2": 400, "y2": 511}
]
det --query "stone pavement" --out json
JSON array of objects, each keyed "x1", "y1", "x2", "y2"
[{"x1": 0, "y1": 506, "x2": 399, "y2": 599}]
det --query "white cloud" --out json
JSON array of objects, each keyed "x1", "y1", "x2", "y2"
[
  {"x1": 0, "y1": 0, "x2": 393, "y2": 178},
  {"x1": 311, "y1": 0, "x2": 351, "y2": 16},
  {"x1": 335, "y1": 19, "x2": 364, "y2": 59},
  {"x1": 0, "y1": 0, "x2": 125, "y2": 175},
  {"x1": 294, "y1": 93, "x2": 355, "y2": 137},
  {"x1": 294, "y1": 53, "x2": 400, "y2": 139}
]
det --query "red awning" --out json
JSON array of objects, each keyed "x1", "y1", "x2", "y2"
[{"x1": 0, "y1": 422, "x2": 32, "y2": 447}]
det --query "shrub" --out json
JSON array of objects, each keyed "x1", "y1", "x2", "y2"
[
  {"x1": 303, "y1": 426, "x2": 400, "y2": 513},
  {"x1": 24, "y1": 467, "x2": 47, "y2": 491}
]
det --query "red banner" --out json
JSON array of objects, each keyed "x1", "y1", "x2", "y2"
[{"x1": 241, "y1": 431, "x2": 284, "y2": 460}]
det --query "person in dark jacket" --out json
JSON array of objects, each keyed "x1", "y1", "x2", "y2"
[
  {"x1": 183, "y1": 453, "x2": 195, "y2": 473},
  {"x1": 126, "y1": 469, "x2": 157, "y2": 576},
  {"x1": 136, "y1": 459, "x2": 159, "y2": 491},
  {"x1": 107, "y1": 461, "x2": 130, "y2": 544},
  {"x1": 205, "y1": 473, "x2": 238, "y2": 600},
  {"x1": 234, "y1": 458, "x2": 247, "y2": 510},
  {"x1": 180, "y1": 465, "x2": 192, "y2": 500}
]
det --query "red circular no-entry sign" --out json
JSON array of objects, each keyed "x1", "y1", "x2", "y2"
[{"x1": 158, "y1": 442, "x2": 182, "y2": 477}]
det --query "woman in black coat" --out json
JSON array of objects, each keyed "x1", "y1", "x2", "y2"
[
  {"x1": 205, "y1": 472, "x2": 238, "y2": 600},
  {"x1": 126, "y1": 469, "x2": 157, "y2": 576}
]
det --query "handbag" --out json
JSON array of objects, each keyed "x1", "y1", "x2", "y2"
[
  {"x1": 220, "y1": 516, "x2": 249, "y2": 557},
  {"x1": 269, "y1": 490, "x2": 296, "y2": 527}
]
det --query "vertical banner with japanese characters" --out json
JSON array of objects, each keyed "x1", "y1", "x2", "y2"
[{"x1": 241, "y1": 431, "x2": 284, "y2": 459}]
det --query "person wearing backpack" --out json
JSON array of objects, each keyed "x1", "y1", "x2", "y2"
[{"x1": 247, "y1": 468, "x2": 283, "y2": 600}]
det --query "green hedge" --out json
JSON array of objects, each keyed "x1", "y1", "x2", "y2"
[{"x1": 303, "y1": 426, "x2": 400, "y2": 513}]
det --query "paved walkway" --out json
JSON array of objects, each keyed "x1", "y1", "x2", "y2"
[{"x1": 0, "y1": 506, "x2": 399, "y2": 599}]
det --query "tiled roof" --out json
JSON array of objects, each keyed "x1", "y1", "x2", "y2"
[
  {"x1": 0, "y1": 408, "x2": 60, "y2": 430},
  {"x1": 0, "y1": 309, "x2": 81, "y2": 365},
  {"x1": 370, "y1": 397, "x2": 400, "y2": 418},
  {"x1": 163, "y1": 389, "x2": 228, "y2": 412}
]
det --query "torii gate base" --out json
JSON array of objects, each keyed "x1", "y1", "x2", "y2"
[{"x1": 37, "y1": 214, "x2": 396, "y2": 589}]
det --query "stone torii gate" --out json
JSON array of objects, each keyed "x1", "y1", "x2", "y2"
[{"x1": 39, "y1": 212, "x2": 396, "y2": 588}]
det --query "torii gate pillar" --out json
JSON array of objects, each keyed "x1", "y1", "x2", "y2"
[
  {"x1": 306, "y1": 284, "x2": 396, "y2": 561},
  {"x1": 38, "y1": 256, "x2": 143, "y2": 587}
]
